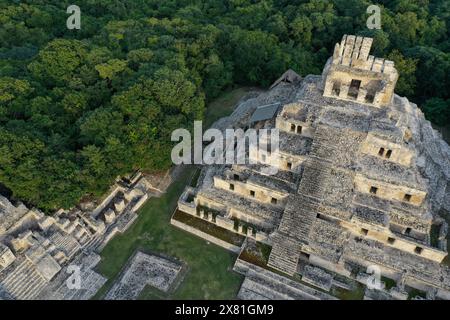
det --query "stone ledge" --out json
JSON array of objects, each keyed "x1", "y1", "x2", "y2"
[{"x1": 170, "y1": 216, "x2": 242, "y2": 254}]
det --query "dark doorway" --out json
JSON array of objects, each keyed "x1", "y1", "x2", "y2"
[{"x1": 348, "y1": 79, "x2": 361, "y2": 99}]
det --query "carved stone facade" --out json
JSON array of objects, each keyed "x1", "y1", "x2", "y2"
[
  {"x1": 0, "y1": 173, "x2": 151, "y2": 300},
  {"x1": 322, "y1": 35, "x2": 398, "y2": 108},
  {"x1": 177, "y1": 35, "x2": 450, "y2": 299}
]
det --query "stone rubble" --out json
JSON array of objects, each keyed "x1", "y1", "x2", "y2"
[
  {"x1": 0, "y1": 173, "x2": 154, "y2": 300},
  {"x1": 177, "y1": 34, "x2": 450, "y2": 300}
]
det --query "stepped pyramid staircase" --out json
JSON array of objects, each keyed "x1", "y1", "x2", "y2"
[{"x1": 0, "y1": 259, "x2": 48, "y2": 300}]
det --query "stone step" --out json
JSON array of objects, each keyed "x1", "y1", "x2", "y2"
[
  {"x1": 1, "y1": 259, "x2": 48, "y2": 300},
  {"x1": 8, "y1": 269, "x2": 39, "y2": 295},
  {"x1": 277, "y1": 195, "x2": 317, "y2": 243},
  {"x1": 18, "y1": 273, "x2": 46, "y2": 300},
  {"x1": 267, "y1": 234, "x2": 300, "y2": 276},
  {"x1": 1, "y1": 259, "x2": 31, "y2": 286}
]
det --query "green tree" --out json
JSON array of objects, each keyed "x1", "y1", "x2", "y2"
[
  {"x1": 422, "y1": 98, "x2": 450, "y2": 127},
  {"x1": 28, "y1": 39, "x2": 88, "y2": 87},
  {"x1": 387, "y1": 50, "x2": 418, "y2": 97}
]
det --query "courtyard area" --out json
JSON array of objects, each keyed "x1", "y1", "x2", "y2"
[
  {"x1": 95, "y1": 165, "x2": 243, "y2": 299},
  {"x1": 94, "y1": 88, "x2": 253, "y2": 299}
]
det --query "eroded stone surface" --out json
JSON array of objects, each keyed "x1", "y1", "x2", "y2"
[
  {"x1": 105, "y1": 251, "x2": 183, "y2": 300},
  {"x1": 178, "y1": 35, "x2": 450, "y2": 300}
]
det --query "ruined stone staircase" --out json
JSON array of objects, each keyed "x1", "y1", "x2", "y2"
[
  {"x1": 309, "y1": 124, "x2": 364, "y2": 168},
  {"x1": 297, "y1": 164, "x2": 330, "y2": 200},
  {"x1": 267, "y1": 233, "x2": 301, "y2": 276},
  {"x1": 0, "y1": 259, "x2": 47, "y2": 300},
  {"x1": 83, "y1": 234, "x2": 103, "y2": 252}
]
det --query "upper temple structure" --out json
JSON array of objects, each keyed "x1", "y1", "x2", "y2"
[
  {"x1": 323, "y1": 35, "x2": 398, "y2": 108},
  {"x1": 175, "y1": 35, "x2": 450, "y2": 300}
]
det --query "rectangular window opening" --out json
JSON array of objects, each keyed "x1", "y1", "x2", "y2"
[
  {"x1": 332, "y1": 81, "x2": 341, "y2": 96},
  {"x1": 365, "y1": 93, "x2": 375, "y2": 103},
  {"x1": 300, "y1": 252, "x2": 310, "y2": 261},
  {"x1": 348, "y1": 79, "x2": 362, "y2": 99},
  {"x1": 387, "y1": 237, "x2": 396, "y2": 244},
  {"x1": 404, "y1": 194, "x2": 412, "y2": 202}
]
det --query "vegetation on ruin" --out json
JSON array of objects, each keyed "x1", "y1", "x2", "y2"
[
  {"x1": 0, "y1": 0, "x2": 449, "y2": 210},
  {"x1": 172, "y1": 209, "x2": 245, "y2": 246},
  {"x1": 239, "y1": 241, "x2": 272, "y2": 268},
  {"x1": 381, "y1": 275, "x2": 397, "y2": 290},
  {"x1": 406, "y1": 286, "x2": 427, "y2": 299},
  {"x1": 95, "y1": 166, "x2": 244, "y2": 299},
  {"x1": 94, "y1": 88, "x2": 249, "y2": 299}
]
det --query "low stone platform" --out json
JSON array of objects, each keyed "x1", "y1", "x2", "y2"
[
  {"x1": 301, "y1": 265, "x2": 334, "y2": 291},
  {"x1": 105, "y1": 251, "x2": 183, "y2": 300},
  {"x1": 234, "y1": 258, "x2": 337, "y2": 300}
]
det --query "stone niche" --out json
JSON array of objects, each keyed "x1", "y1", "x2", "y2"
[
  {"x1": 360, "y1": 134, "x2": 414, "y2": 167},
  {"x1": 353, "y1": 174, "x2": 426, "y2": 207},
  {"x1": 323, "y1": 35, "x2": 398, "y2": 108}
]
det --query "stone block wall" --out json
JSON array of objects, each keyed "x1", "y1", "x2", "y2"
[
  {"x1": 360, "y1": 134, "x2": 414, "y2": 166},
  {"x1": 275, "y1": 116, "x2": 314, "y2": 138},
  {"x1": 354, "y1": 174, "x2": 426, "y2": 206},
  {"x1": 213, "y1": 176, "x2": 288, "y2": 207},
  {"x1": 341, "y1": 220, "x2": 446, "y2": 263},
  {"x1": 170, "y1": 218, "x2": 241, "y2": 253}
]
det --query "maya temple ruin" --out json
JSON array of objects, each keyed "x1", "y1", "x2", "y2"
[
  {"x1": 175, "y1": 35, "x2": 450, "y2": 300},
  {"x1": 1, "y1": 34, "x2": 450, "y2": 301}
]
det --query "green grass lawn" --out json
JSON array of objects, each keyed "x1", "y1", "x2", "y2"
[
  {"x1": 95, "y1": 88, "x2": 254, "y2": 299},
  {"x1": 95, "y1": 166, "x2": 243, "y2": 299},
  {"x1": 204, "y1": 87, "x2": 258, "y2": 128},
  {"x1": 331, "y1": 283, "x2": 366, "y2": 300}
]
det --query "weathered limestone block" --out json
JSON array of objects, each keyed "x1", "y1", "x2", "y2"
[
  {"x1": 359, "y1": 38, "x2": 373, "y2": 61},
  {"x1": 255, "y1": 231, "x2": 268, "y2": 242},
  {"x1": 65, "y1": 220, "x2": 78, "y2": 234},
  {"x1": 215, "y1": 215, "x2": 234, "y2": 231},
  {"x1": 339, "y1": 83, "x2": 350, "y2": 99},
  {"x1": 0, "y1": 244, "x2": 15, "y2": 269},
  {"x1": 372, "y1": 58, "x2": 384, "y2": 72},
  {"x1": 373, "y1": 91, "x2": 384, "y2": 107},
  {"x1": 357, "y1": 88, "x2": 368, "y2": 103},
  {"x1": 104, "y1": 209, "x2": 116, "y2": 224},
  {"x1": 341, "y1": 35, "x2": 355, "y2": 66},
  {"x1": 389, "y1": 287, "x2": 408, "y2": 300},
  {"x1": 351, "y1": 36, "x2": 363, "y2": 62},
  {"x1": 38, "y1": 216, "x2": 55, "y2": 232},
  {"x1": 323, "y1": 79, "x2": 334, "y2": 96},
  {"x1": 114, "y1": 199, "x2": 126, "y2": 213}
]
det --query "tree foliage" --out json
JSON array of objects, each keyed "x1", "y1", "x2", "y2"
[{"x1": 0, "y1": 0, "x2": 449, "y2": 211}]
